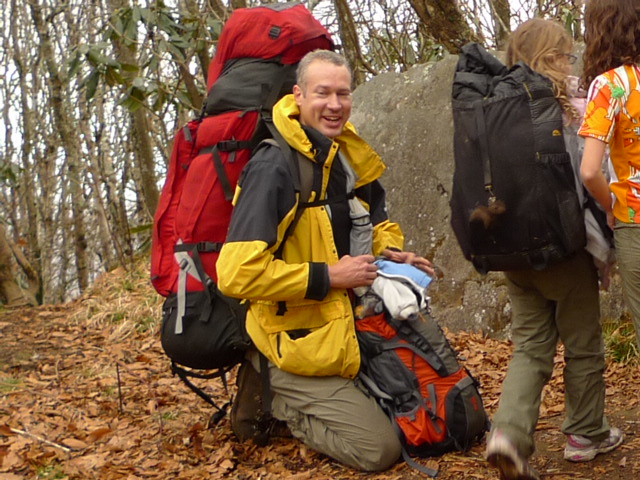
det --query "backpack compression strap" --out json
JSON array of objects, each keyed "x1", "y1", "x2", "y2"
[
  {"x1": 199, "y1": 141, "x2": 254, "y2": 202},
  {"x1": 474, "y1": 101, "x2": 494, "y2": 200},
  {"x1": 173, "y1": 241, "x2": 223, "y2": 334}
]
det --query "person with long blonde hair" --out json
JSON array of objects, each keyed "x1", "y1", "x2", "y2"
[{"x1": 485, "y1": 18, "x2": 623, "y2": 480}]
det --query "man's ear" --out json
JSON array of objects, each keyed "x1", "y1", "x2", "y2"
[{"x1": 293, "y1": 84, "x2": 304, "y2": 106}]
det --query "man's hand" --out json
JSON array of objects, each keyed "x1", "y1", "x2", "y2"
[
  {"x1": 381, "y1": 249, "x2": 436, "y2": 277},
  {"x1": 328, "y1": 255, "x2": 378, "y2": 289}
]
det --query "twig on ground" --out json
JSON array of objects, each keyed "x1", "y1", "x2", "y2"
[
  {"x1": 7, "y1": 426, "x2": 73, "y2": 453},
  {"x1": 117, "y1": 363, "x2": 124, "y2": 414}
]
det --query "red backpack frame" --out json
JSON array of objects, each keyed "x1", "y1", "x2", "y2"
[{"x1": 151, "y1": 3, "x2": 333, "y2": 298}]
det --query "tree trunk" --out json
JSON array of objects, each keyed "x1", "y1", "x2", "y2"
[
  {"x1": 0, "y1": 224, "x2": 34, "y2": 307},
  {"x1": 107, "y1": 0, "x2": 160, "y2": 219},
  {"x1": 333, "y1": 0, "x2": 368, "y2": 86},
  {"x1": 230, "y1": 0, "x2": 247, "y2": 10},
  {"x1": 6, "y1": 232, "x2": 40, "y2": 305},
  {"x1": 30, "y1": 0, "x2": 90, "y2": 294},
  {"x1": 131, "y1": 110, "x2": 160, "y2": 217},
  {"x1": 180, "y1": 0, "x2": 210, "y2": 111},
  {"x1": 80, "y1": 111, "x2": 118, "y2": 272},
  {"x1": 207, "y1": 0, "x2": 227, "y2": 18},
  {"x1": 9, "y1": 0, "x2": 42, "y2": 302},
  {"x1": 492, "y1": 0, "x2": 511, "y2": 49},
  {"x1": 408, "y1": 0, "x2": 480, "y2": 54}
]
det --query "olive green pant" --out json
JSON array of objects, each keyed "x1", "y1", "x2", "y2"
[
  {"x1": 613, "y1": 224, "x2": 640, "y2": 350},
  {"x1": 490, "y1": 250, "x2": 610, "y2": 457},
  {"x1": 249, "y1": 351, "x2": 401, "y2": 471}
]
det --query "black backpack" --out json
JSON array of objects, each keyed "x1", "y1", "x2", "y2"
[{"x1": 450, "y1": 43, "x2": 586, "y2": 274}]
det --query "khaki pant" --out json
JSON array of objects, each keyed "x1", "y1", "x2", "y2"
[
  {"x1": 490, "y1": 250, "x2": 610, "y2": 457},
  {"x1": 249, "y1": 350, "x2": 401, "y2": 471},
  {"x1": 613, "y1": 224, "x2": 640, "y2": 350}
]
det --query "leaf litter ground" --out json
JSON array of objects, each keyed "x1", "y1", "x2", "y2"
[{"x1": 0, "y1": 263, "x2": 638, "y2": 479}]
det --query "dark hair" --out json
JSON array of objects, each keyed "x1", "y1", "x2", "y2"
[{"x1": 582, "y1": 0, "x2": 640, "y2": 88}]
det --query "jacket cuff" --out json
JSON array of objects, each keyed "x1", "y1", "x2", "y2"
[{"x1": 305, "y1": 262, "x2": 330, "y2": 300}]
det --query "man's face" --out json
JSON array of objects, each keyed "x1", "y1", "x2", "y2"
[{"x1": 293, "y1": 60, "x2": 353, "y2": 139}]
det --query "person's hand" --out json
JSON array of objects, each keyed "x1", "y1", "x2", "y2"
[
  {"x1": 381, "y1": 249, "x2": 436, "y2": 277},
  {"x1": 606, "y1": 210, "x2": 615, "y2": 230},
  {"x1": 328, "y1": 255, "x2": 378, "y2": 289}
]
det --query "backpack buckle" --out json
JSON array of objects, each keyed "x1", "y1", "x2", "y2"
[
  {"x1": 196, "y1": 241, "x2": 223, "y2": 252},
  {"x1": 269, "y1": 25, "x2": 281, "y2": 39}
]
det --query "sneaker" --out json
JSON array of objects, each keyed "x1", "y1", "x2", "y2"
[
  {"x1": 564, "y1": 427, "x2": 624, "y2": 462},
  {"x1": 486, "y1": 430, "x2": 540, "y2": 480},
  {"x1": 230, "y1": 360, "x2": 271, "y2": 445}
]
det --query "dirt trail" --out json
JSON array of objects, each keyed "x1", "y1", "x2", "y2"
[{"x1": 0, "y1": 279, "x2": 638, "y2": 479}]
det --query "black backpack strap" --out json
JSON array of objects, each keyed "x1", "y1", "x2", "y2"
[
  {"x1": 401, "y1": 449, "x2": 439, "y2": 477},
  {"x1": 199, "y1": 134, "x2": 259, "y2": 203},
  {"x1": 195, "y1": 145, "x2": 236, "y2": 202},
  {"x1": 474, "y1": 101, "x2": 494, "y2": 198},
  {"x1": 171, "y1": 361, "x2": 232, "y2": 425},
  {"x1": 174, "y1": 241, "x2": 224, "y2": 254},
  {"x1": 296, "y1": 149, "x2": 314, "y2": 206},
  {"x1": 260, "y1": 129, "x2": 350, "y2": 243},
  {"x1": 259, "y1": 134, "x2": 314, "y2": 242},
  {"x1": 262, "y1": 120, "x2": 303, "y2": 192},
  {"x1": 212, "y1": 146, "x2": 234, "y2": 202},
  {"x1": 258, "y1": 133, "x2": 316, "y2": 317},
  {"x1": 258, "y1": 353, "x2": 272, "y2": 416},
  {"x1": 584, "y1": 192, "x2": 614, "y2": 244}
]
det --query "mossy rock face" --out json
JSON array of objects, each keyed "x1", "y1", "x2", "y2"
[{"x1": 351, "y1": 54, "x2": 627, "y2": 338}]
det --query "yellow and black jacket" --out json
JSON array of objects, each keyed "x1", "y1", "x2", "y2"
[{"x1": 217, "y1": 94, "x2": 404, "y2": 378}]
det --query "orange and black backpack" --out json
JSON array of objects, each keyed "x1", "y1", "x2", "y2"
[
  {"x1": 355, "y1": 276, "x2": 489, "y2": 476},
  {"x1": 150, "y1": 2, "x2": 333, "y2": 420}
]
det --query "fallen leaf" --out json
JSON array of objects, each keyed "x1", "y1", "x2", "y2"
[
  {"x1": 61, "y1": 438, "x2": 88, "y2": 449},
  {"x1": 0, "y1": 473, "x2": 25, "y2": 480},
  {"x1": 87, "y1": 427, "x2": 112, "y2": 442}
]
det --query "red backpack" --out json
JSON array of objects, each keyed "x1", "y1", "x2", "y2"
[
  {"x1": 150, "y1": 3, "x2": 333, "y2": 417},
  {"x1": 151, "y1": 2, "x2": 332, "y2": 297}
]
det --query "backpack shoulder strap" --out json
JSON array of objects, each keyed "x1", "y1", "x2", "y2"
[
  {"x1": 258, "y1": 133, "x2": 314, "y2": 318},
  {"x1": 260, "y1": 137, "x2": 313, "y2": 262},
  {"x1": 260, "y1": 137, "x2": 313, "y2": 204}
]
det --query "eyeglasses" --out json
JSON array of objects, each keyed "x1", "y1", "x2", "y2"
[{"x1": 561, "y1": 53, "x2": 578, "y2": 64}]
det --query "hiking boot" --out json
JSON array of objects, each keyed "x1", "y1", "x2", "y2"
[
  {"x1": 563, "y1": 427, "x2": 624, "y2": 462},
  {"x1": 270, "y1": 419, "x2": 293, "y2": 438},
  {"x1": 486, "y1": 430, "x2": 540, "y2": 480},
  {"x1": 231, "y1": 360, "x2": 270, "y2": 445}
]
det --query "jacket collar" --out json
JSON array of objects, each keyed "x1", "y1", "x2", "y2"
[{"x1": 272, "y1": 94, "x2": 386, "y2": 186}]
